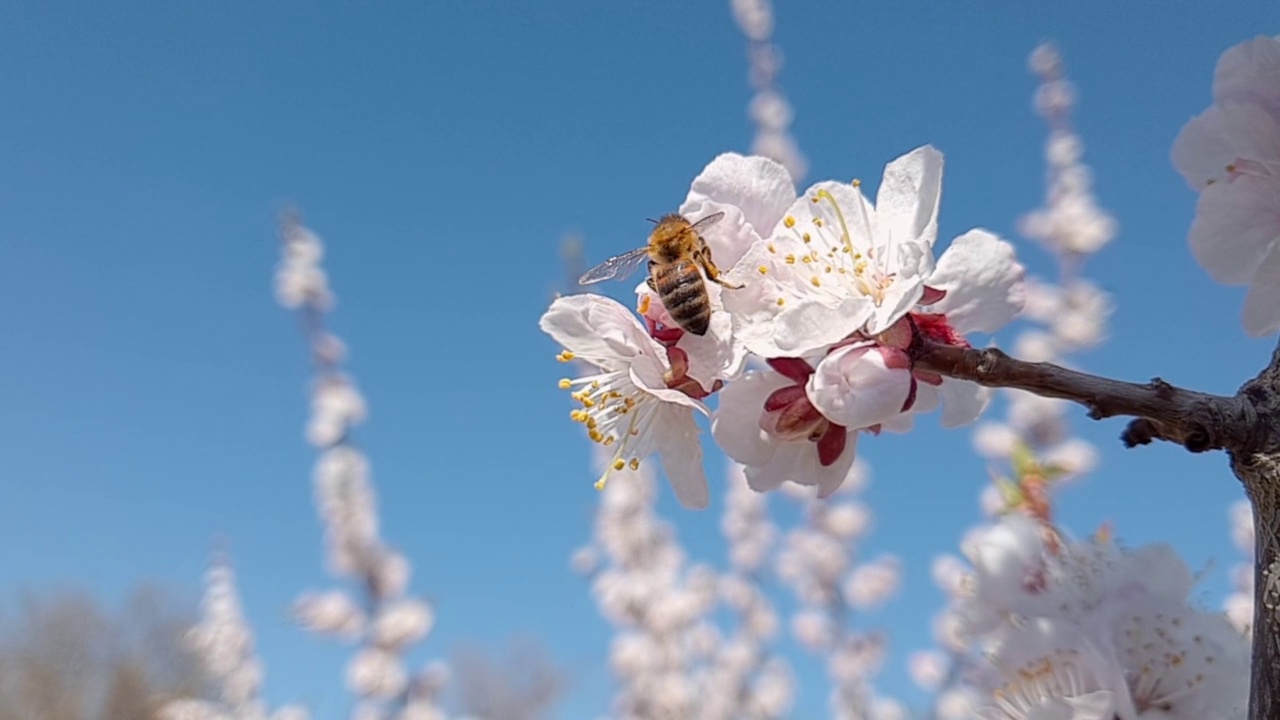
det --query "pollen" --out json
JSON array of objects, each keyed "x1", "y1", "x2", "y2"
[
  {"x1": 785, "y1": 254, "x2": 796, "y2": 264},
  {"x1": 784, "y1": 215, "x2": 796, "y2": 228},
  {"x1": 802, "y1": 232, "x2": 811, "y2": 243},
  {"x1": 594, "y1": 478, "x2": 607, "y2": 490},
  {"x1": 767, "y1": 243, "x2": 776, "y2": 253},
  {"x1": 758, "y1": 265, "x2": 768, "y2": 275},
  {"x1": 589, "y1": 429, "x2": 604, "y2": 442},
  {"x1": 629, "y1": 458, "x2": 640, "y2": 471},
  {"x1": 813, "y1": 218, "x2": 824, "y2": 227},
  {"x1": 776, "y1": 298, "x2": 785, "y2": 306},
  {"x1": 851, "y1": 178, "x2": 862, "y2": 187},
  {"x1": 558, "y1": 378, "x2": 572, "y2": 389},
  {"x1": 556, "y1": 351, "x2": 576, "y2": 362},
  {"x1": 810, "y1": 276, "x2": 821, "y2": 287},
  {"x1": 612, "y1": 458, "x2": 625, "y2": 471},
  {"x1": 638, "y1": 295, "x2": 651, "y2": 314}
]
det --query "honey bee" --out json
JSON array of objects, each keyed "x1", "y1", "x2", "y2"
[{"x1": 578, "y1": 212, "x2": 743, "y2": 336}]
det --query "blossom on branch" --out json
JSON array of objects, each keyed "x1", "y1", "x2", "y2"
[
  {"x1": 542, "y1": 147, "x2": 1025, "y2": 503},
  {"x1": 1172, "y1": 34, "x2": 1280, "y2": 336}
]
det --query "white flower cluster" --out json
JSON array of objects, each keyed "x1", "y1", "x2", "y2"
[
  {"x1": 1173, "y1": 34, "x2": 1280, "y2": 336},
  {"x1": 972, "y1": 42, "x2": 1116, "y2": 515},
  {"x1": 161, "y1": 556, "x2": 308, "y2": 720},
  {"x1": 773, "y1": 464, "x2": 907, "y2": 720},
  {"x1": 946, "y1": 515, "x2": 1250, "y2": 720},
  {"x1": 729, "y1": 0, "x2": 807, "y2": 183},
  {"x1": 542, "y1": 148, "x2": 1026, "y2": 509},
  {"x1": 276, "y1": 216, "x2": 452, "y2": 720},
  {"x1": 575, "y1": 452, "x2": 795, "y2": 720}
]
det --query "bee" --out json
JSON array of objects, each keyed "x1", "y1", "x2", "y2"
[{"x1": 578, "y1": 212, "x2": 743, "y2": 336}]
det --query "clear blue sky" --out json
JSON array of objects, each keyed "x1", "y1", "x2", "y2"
[{"x1": 1, "y1": 1, "x2": 1276, "y2": 717}]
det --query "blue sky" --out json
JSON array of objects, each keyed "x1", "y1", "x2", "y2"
[{"x1": 1, "y1": 1, "x2": 1276, "y2": 717}]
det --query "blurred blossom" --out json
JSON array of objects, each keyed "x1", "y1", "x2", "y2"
[
  {"x1": 371, "y1": 599, "x2": 434, "y2": 649},
  {"x1": 843, "y1": 556, "x2": 902, "y2": 610},
  {"x1": 292, "y1": 589, "x2": 365, "y2": 640},
  {"x1": 907, "y1": 650, "x2": 949, "y2": 691},
  {"x1": 347, "y1": 648, "x2": 409, "y2": 699},
  {"x1": 729, "y1": 0, "x2": 806, "y2": 182},
  {"x1": 931, "y1": 555, "x2": 970, "y2": 597}
]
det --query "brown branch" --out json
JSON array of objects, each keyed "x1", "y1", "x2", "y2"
[
  {"x1": 909, "y1": 333, "x2": 1280, "y2": 720},
  {"x1": 908, "y1": 337, "x2": 1260, "y2": 454}
]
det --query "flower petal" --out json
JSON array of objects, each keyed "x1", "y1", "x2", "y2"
[
  {"x1": 936, "y1": 378, "x2": 992, "y2": 428},
  {"x1": 1188, "y1": 172, "x2": 1280, "y2": 285},
  {"x1": 682, "y1": 152, "x2": 798, "y2": 267},
  {"x1": 1214, "y1": 35, "x2": 1280, "y2": 113},
  {"x1": 539, "y1": 294, "x2": 655, "y2": 370},
  {"x1": 628, "y1": 353, "x2": 710, "y2": 415},
  {"x1": 1172, "y1": 107, "x2": 1234, "y2": 190},
  {"x1": 637, "y1": 282, "x2": 749, "y2": 387},
  {"x1": 807, "y1": 345, "x2": 913, "y2": 429},
  {"x1": 1243, "y1": 242, "x2": 1280, "y2": 336},
  {"x1": 928, "y1": 230, "x2": 1026, "y2": 334},
  {"x1": 655, "y1": 411, "x2": 710, "y2": 510},
  {"x1": 1220, "y1": 100, "x2": 1280, "y2": 165},
  {"x1": 874, "y1": 145, "x2": 944, "y2": 257},
  {"x1": 711, "y1": 370, "x2": 787, "y2": 467}
]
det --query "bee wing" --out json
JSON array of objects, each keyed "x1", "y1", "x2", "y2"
[
  {"x1": 689, "y1": 211, "x2": 726, "y2": 234},
  {"x1": 578, "y1": 246, "x2": 651, "y2": 285}
]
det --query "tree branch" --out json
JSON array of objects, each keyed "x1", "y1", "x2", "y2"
[
  {"x1": 908, "y1": 337, "x2": 1259, "y2": 454},
  {"x1": 909, "y1": 333, "x2": 1280, "y2": 720}
]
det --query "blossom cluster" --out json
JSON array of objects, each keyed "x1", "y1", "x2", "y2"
[
  {"x1": 941, "y1": 514, "x2": 1250, "y2": 720},
  {"x1": 573, "y1": 452, "x2": 795, "y2": 719},
  {"x1": 161, "y1": 556, "x2": 308, "y2": 720},
  {"x1": 729, "y1": 0, "x2": 808, "y2": 183},
  {"x1": 276, "y1": 215, "x2": 451, "y2": 720},
  {"x1": 542, "y1": 147, "x2": 1026, "y2": 508},
  {"x1": 1173, "y1": 34, "x2": 1280, "y2": 337}
]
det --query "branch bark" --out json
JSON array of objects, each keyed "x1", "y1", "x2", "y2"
[{"x1": 909, "y1": 335, "x2": 1280, "y2": 719}]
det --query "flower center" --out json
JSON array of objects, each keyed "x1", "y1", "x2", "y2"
[{"x1": 559, "y1": 367, "x2": 647, "y2": 491}]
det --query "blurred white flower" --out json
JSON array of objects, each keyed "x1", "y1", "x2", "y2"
[
  {"x1": 291, "y1": 590, "x2": 365, "y2": 640},
  {"x1": 346, "y1": 647, "x2": 408, "y2": 699},
  {"x1": 371, "y1": 599, "x2": 434, "y2": 649},
  {"x1": 843, "y1": 556, "x2": 902, "y2": 610},
  {"x1": 907, "y1": 649, "x2": 949, "y2": 691}
]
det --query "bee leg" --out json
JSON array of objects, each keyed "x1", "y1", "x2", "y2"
[
  {"x1": 646, "y1": 276, "x2": 657, "y2": 292},
  {"x1": 696, "y1": 249, "x2": 744, "y2": 290}
]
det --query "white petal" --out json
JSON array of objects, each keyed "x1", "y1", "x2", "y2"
[
  {"x1": 936, "y1": 378, "x2": 992, "y2": 428},
  {"x1": 928, "y1": 230, "x2": 1026, "y2": 334},
  {"x1": 1189, "y1": 173, "x2": 1280, "y2": 285},
  {"x1": 866, "y1": 275, "x2": 925, "y2": 335},
  {"x1": 1214, "y1": 36, "x2": 1280, "y2": 112},
  {"x1": 637, "y1": 282, "x2": 748, "y2": 386},
  {"x1": 656, "y1": 411, "x2": 710, "y2": 509},
  {"x1": 874, "y1": 145, "x2": 944, "y2": 254},
  {"x1": 1172, "y1": 106, "x2": 1234, "y2": 189},
  {"x1": 711, "y1": 370, "x2": 787, "y2": 468},
  {"x1": 744, "y1": 435, "x2": 857, "y2": 497},
  {"x1": 628, "y1": 353, "x2": 710, "y2": 415},
  {"x1": 539, "y1": 294, "x2": 655, "y2": 369},
  {"x1": 1220, "y1": 100, "x2": 1280, "y2": 164},
  {"x1": 807, "y1": 345, "x2": 912, "y2": 429},
  {"x1": 1244, "y1": 242, "x2": 1280, "y2": 336},
  {"x1": 682, "y1": 152, "x2": 797, "y2": 264}
]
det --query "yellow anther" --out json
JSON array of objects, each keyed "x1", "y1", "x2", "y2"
[
  {"x1": 803, "y1": 232, "x2": 811, "y2": 243},
  {"x1": 813, "y1": 218, "x2": 824, "y2": 227},
  {"x1": 776, "y1": 297, "x2": 785, "y2": 306},
  {"x1": 784, "y1": 215, "x2": 796, "y2": 228},
  {"x1": 558, "y1": 378, "x2": 572, "y2": 389},
  {"x1": 785, "y1": 254, "x2": 796, "y2": 264},
  {"x1": 613, "y1": 458, "x2": 625, "y2": 471},
  {"x1": 603, "y1": 436, "x2": 615, "y2": 445},
  {"x1": 594, "y1": 478, "x2": 607, "y2": 490},
  {"x1": 589, "y1": 429, "x2": 604, "y2": 442},
  {"x1": 556, "y1": 351, "x2": 576, "y2": 362},
  {"x1": 638, "y1": 295, "x2": 651, "y2": 314},
  {"x1": 758, "y1": 265, "x2": 768, "y2": 275},
  {"x1": 591, "y1": 380, "x2": 600, "y2": 389},
  {"x1": 810, "y1": 276, "x2": 821, "y2": 287},
  {"x1": 580, "y1": 397, "x2": 596, "y2": 408},
  {"x1": 624, "y1": 397, "x2": 636, "y2": 409},
  {"x1": 629, "y1": 458, "x2": 640, "y2": 471},
  {"x1": 767, "y1": 242, "x2": 776, "y2": 253},
  {"x1": 852, "y1": 178, "x2": 862, "y2": 187},
  {"x1": 825, "y1": 266, "x2": 833, "y2": 273}
]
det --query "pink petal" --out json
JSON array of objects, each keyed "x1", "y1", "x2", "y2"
[
  {"x1": 1243, "y1": 243, "x2": 1280, "y2": 337},
  {"x1": 1189, "y1": 173, "x2": 1280, "y2": 285}
]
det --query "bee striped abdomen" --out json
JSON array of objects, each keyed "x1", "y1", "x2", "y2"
[{"x1": 654, "y1": 261, "x2": 711, "y2": 336}]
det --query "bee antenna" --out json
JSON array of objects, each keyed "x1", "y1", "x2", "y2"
[{"x1": 645, "y1": 217, "x2": 660, "y2": 225}]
